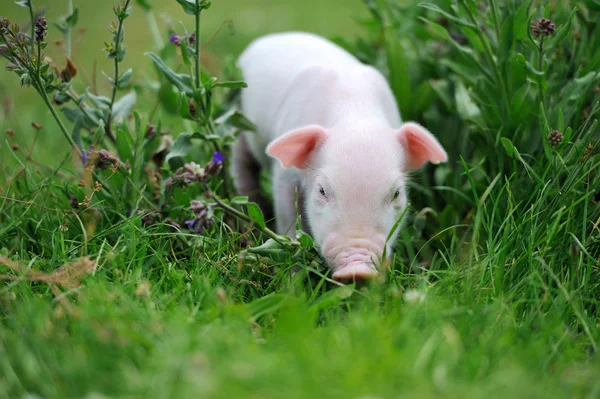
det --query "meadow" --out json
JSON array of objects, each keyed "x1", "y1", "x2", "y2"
[{"x1": 1, "y1": 0, "x2": 599, "y2": 398}]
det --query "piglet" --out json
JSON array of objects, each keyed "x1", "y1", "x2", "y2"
[{"x1": 232, "y1": 32, "x2": 447, "y2": 281}]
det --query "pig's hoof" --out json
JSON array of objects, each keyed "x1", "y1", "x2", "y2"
[{"x1": 332, "y1": 263, "x2": 378, "y2": 282}]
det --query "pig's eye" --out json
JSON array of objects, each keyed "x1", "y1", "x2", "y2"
[
  {"x1": 393, "y1": 189, "x2": 400, "y2": 200},
  {"x1": 318, "y1": 185, "x2": 326, "y2": 197}
]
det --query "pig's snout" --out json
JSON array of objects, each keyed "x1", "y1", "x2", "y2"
[{"x1": 322, "y1": 234, "x2": 386, "y2": 282}]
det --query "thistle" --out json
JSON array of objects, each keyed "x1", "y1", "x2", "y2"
[
  {"x1": 547, "y1": 130, "x2": 564, "y2": 147},
  {"x1": 531, "y1": 18, "x2": 556, "y2": 38}
]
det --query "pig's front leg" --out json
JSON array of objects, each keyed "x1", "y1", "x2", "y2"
[{"x1": 271, "y1": 165, "x2": 304, "y2": 236}]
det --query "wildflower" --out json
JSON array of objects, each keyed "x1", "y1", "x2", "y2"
[
  {"x1": 146, "y1": 124, "x2": 157, "y2": 139},
  {"x1": 212, "y1": 151, "x2": 226, "y2": 164},
  {"x1": 31, "y1": 122, "x2": 43, "y2": 131},
  {"x1": 188, "y1": 32, "x2": 196, "y2": 46},
  {"x1": 547, "y1": 130, "x2": 564, "y2": 147},
  {"x1": 184, "y1": 200, "x2": 212, "y2": 234},
  {"x1": 164, "y1": 161, "x2": 205, "y2": 191},
  {"x1": 34, "y1": 17, "x2": 47, "y2": 42},
  {"x1": 5, "y1": 129, "x2": 14, "y2": 137},
  {"x1": 531, "y1": 18, "x2": 556, "y2": 38},
  {"x1": 11, "y1": 143, "x2": 19, "y2": 151},
  {"x1": 97, "y1": 149, "x2": 126, "y2": 170},
  {"x1": 205, "y1": 151, "x2": 225, "y2": 176},
  {"x1": 170, "y1": 33, "x2": 182, "y2": 46}
]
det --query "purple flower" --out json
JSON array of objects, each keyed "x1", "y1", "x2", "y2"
[
  {"x1": 212, "y1": 151, "x2": 225, "y2": 164},
  {"x1": 170, "y1": 34, "x2": 182, "y2": 46},
  {"x1": 81, "y1": 145, "x2": 94, "y2": 165},
  {"x1": 34, "y1": 17, "x2": 47, "y2": 43}
]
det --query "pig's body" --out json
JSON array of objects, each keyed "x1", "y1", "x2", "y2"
[{"x1": 232, "y1": 32, "x2": 447, "y2": 281}]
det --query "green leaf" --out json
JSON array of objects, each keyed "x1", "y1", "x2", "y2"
[
  {"x1": 546, "y1": 8, "x2": 577, "y2": 49},
  {"x1": 247, "y1": 293, "x2": 289, "y2": 320},
  {"x1": 212, "y1": 80, "x2": 248, "y2": 89},
  {"x1": 117, "y1": 68, "x2": 133, "y2": 89},
  {"x1": 515, "y1": 53, "x2": 544, "y2": 77},
  {"x1": 116, "y1": 127, "x2": 134, "y2": 164},
  {"x1": 85, "y1": 89, "x2": 111, "y2": 110},
  {"x1": 454, "y1": 81, "x2": 482, "y2": 122},
  {"x1": 247, "y1": 239, "x2": 293, "y2": 262},
  {"x1": 500, "y1": 137, "x2": 516, "y2": 158},
  {"x1": 66, "y1": 8, "x2": 79, "y2": 27},
  {"x1": 296, "y1": 230, "x2": 313, "y2": 249},
  {"x1": 247, "y1": 203, "x2": 265, "y2": 229},
  {"x1": 175, "y1": 0, "x2": 210, "y2": 15},
  {"x1": 165, "y1": 132, "x2": 195, "y2": 169},
  {"x1": 145, "y1": 52, "x2": 194, "y2": 96},
  {"x1": 111, "y1": 91, "x2": 137, "y2": 123},
  {"x1": 175, "y1": 0, "x2": 197, "y2": 15},
  {"x1": 214, "y1": 108, "x2": 257, "y2": 132},
  {"x1": 231, "y1": 196, "x2": 249, "y2": 205},
  {"x1": 557, "y1": 109, "x2": 564, "y2": 133},
  {"x1": 135, "y1": 0, "x2": 152, "y2": 11},
  {"x1": 158, "y1": 83, "x2": 180, "y2": 116},
  {"x1": 564, "y1": 126, "x2": 572, "y2": 143},
  {"x1": 72, "y1": 114, "x2": 84, "y2": 150},
  {"x1": 498, "y1": 11, "x2": 514, "y2": 63},
  {"x1": 417, "y1": 2, "x2": 477, "y2": 28},
  {"x1": 309, "y1": 286, "x2": 354, "y2": 314},
  {"x1": 513, "y1": 1, "x2": 532, "y2": 41},
  {"x1": 177, "y1": 91, "x2": 195, "y2": 121},
  {"x1": 62, "y1": 107, "x2": 103, "y2": 130}
]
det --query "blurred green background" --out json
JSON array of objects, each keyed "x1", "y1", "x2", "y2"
[
  {"x1": 0, "y1": 0, "x2": 367, "y2": 134},
  {"x1": 0, "y1": 0, "x2": 367, "y2": 117}
]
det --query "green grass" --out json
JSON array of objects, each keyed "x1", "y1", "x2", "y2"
[{"x1": 1, "y1": 0, "x2": 600, "y2": 398}]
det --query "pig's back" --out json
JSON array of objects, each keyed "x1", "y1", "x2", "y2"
[{"x1": 238, "y1": 33, "x2": 365, "y2": 161}]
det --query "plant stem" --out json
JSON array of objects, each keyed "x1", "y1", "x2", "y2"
[
  {"x1": 194, "y1": 1, "x2": 201, "y2": 93},
  {"x1": 538, "y1": 36, "x2": 546, "y2": 109},
  {"x1": 36, "y1": 37, "x2": 41, "y2": 77},
  {"x1": 66, "y1": 0, "x2": 73, "y2": 58},
  {"x1": 105, "y1": 0, "x2": 131, "y2": 144},
  {"x1": 38, "y1": 81, "x2": 80, "y2": 152}
]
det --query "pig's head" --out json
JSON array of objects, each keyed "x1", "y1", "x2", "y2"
[{"x1": 266, "y1": 121, "x2": 447, "y2": 281}]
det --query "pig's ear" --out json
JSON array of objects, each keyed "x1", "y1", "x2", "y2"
[
  {"x1": 396, "y1": 122, "x2": 447, "y2": 170},
  {"x1": 266, "y1": 125, "x2": 328, "y2": 169}
]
